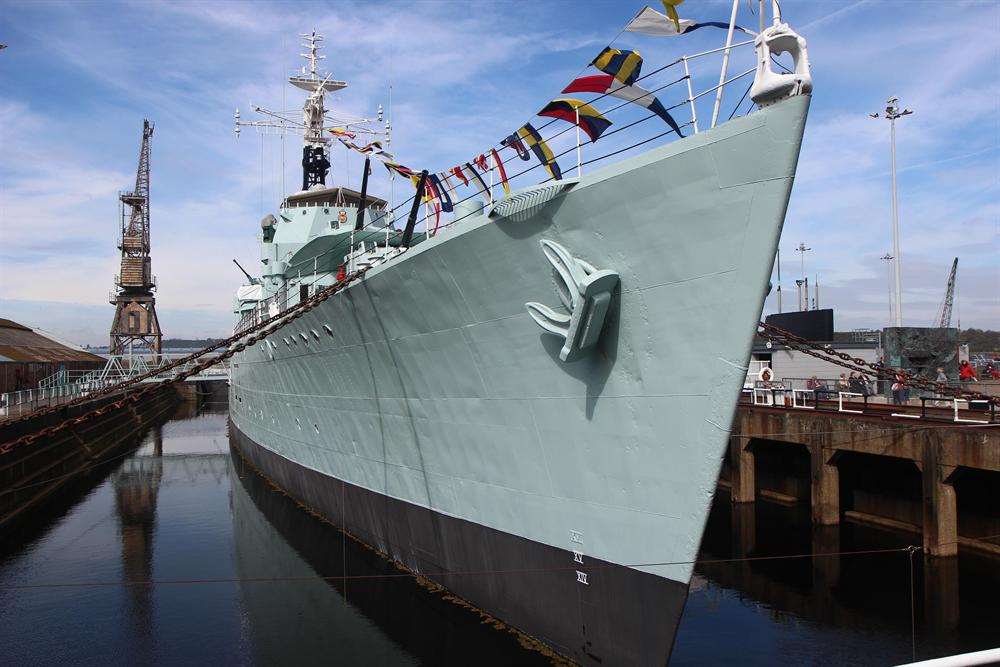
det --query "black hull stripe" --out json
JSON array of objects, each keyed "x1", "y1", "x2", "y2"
[{"x1": 230, "y1": 421, "x2": 687, "y2": 665}]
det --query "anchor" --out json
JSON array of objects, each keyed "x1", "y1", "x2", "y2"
[{"x1": 525, "y1": 240, "x2": 619, "y2": 362}]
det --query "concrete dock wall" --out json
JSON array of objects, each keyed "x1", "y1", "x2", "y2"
[{"x1": 722, "y1": 405, "x2": 1000, "y2": 558}]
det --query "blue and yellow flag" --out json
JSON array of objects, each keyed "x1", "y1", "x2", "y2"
[
  {"x1": 538, "y1": 98, "x2": 612, "y2": 142},
  {"x1": 591, "y1": 46, "x2": 643, "y2": 87},
  {"x1": 517, "y1": 123, "x2": 562, "y2": 181}
]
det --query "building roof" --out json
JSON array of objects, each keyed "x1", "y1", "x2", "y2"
[{"x1": 0, "y1": 319, "x2": 105, "y2": 363}]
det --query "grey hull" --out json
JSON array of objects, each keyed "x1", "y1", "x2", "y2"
[{"x1": 230, "y1": 94, "x2": 810, "y2": 664}]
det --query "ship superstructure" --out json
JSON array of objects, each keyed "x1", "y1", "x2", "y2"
[
  {"x1": 229, "y1": 9, "x2": 812, "y2": 664},
  {"x1": 233, "y1": 31, "x2": 396, "y2": 329}
]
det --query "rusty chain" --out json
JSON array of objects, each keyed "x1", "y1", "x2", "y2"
[
  {"x1": 757, "y1": 321, "x2": 998, "y2": 406},
  {"x1": 0, "y1": 266, "x2": 375, "y2": 454},
  {"x1": 4, "y1": 292, "x2": 308, "y2": 427},
  {"x1": 2, "y1": 262, "x2": 383, "y2": 430}
]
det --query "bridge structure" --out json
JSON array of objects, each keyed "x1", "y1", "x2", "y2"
[
  {"x1": 0, "y1": 353, "x2": 229, "y2": 419},
  {"x1": 728, "y1": 392, "x2": 1000, "y2": 559}
]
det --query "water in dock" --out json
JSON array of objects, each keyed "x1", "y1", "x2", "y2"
[{"x1": 1, "y1": 403, "x2": 997, "y2": 665}]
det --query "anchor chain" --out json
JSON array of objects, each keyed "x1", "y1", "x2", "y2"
[
  {"x1": 757, "y1": 321, "x2": 998, "y2": 406},
  {"x1": 0, "y1": 266, "x2": 374, "y2": 454}
]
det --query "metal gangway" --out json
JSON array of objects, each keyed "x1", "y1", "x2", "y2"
[{"x1": 0, "y1": 352, "x2": 230, "y2": 419}]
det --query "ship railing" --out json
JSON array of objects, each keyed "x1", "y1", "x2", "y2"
[
  {"x1": 231, "y1": 237, "x2": 409, "y2": 338},
  {"x1": 377, "y1": 30, "x2": 789, "y2": 242},
  {"x1": 233, "y1": 8, "x2": 810, "y2": 343},
  {"x1": 234, "y1": 38, "x2": 767, "y2": 332},
  {"x1": 285, "y1": 21, "x2": 800, "y2": 290}
]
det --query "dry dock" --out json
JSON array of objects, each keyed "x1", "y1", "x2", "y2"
[{"x1": 724, "y1": 396, "x2": 1000, "y2": 559}]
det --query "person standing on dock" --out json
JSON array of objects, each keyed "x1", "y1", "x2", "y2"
[{"x1": 892, "y1": 372, "x2": 912, "y2": 405}]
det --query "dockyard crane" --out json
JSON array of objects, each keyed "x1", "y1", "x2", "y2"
[
  {"x1": 109, "y1": 120, "x2": 162, "y2": 356},
  {"x1": 934, "y1": 257, "x2": 958, "y2": 328}
]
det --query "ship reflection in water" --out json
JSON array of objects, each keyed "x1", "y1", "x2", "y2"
[
  {"x1": 229, "y1": 441, "x2": 550, "y2": 666},
  {"x1": 0, "y1": 405, "x2": 997, "y2": 665}
]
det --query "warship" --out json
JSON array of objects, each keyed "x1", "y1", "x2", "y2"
[{"x1": 229, "y1": 7, "x2": 811, "y2": 664}]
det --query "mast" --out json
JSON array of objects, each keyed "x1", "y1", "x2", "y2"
[
  {"x1": 298, "y1": 31, "x2": 332, "y2": 190},
  {"x1": 236, "y1": 29, "x2": 384, "y2": 197}
]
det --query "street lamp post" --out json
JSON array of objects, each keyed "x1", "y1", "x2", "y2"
[{"x1": 871, "y1": 97, "x2": 913, "y2": 327}]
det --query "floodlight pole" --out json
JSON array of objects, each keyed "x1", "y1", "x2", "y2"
[
  {"x1": 881, "y1": 253, "x2": 895, "y2": 327},
  {"x1": 871, "y1": 97, "x2": 913, "y2": 327}
]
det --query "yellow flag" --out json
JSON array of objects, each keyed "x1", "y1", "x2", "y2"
[{"x1": 661, "y1": 0, "x2": 684, "y2": 32}]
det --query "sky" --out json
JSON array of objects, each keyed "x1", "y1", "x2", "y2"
[{"x1": 0, "y1": 0, "x2": 997, "y2": 346}]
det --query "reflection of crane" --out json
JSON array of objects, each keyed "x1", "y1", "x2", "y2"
[{"x1": 935, "y1": 258, "x2": 958, "y2": 328}]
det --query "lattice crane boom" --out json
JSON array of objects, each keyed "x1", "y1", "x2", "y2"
[{"x1": 936, "y1": 257, "x2": 958, "y2": 328}]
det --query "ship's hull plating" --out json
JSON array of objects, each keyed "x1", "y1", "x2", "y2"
[{"x1": 229, "y1": 95, "x2": 809, "y2": 665}]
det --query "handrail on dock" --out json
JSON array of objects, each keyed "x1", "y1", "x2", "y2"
[
  {"x1": 739, "y1": 386, "x2": 998, "y2": 425},
  {"x1": 1, "y1": 352, "x2": 230, "y2": 419}
]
